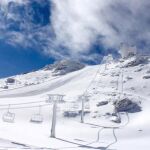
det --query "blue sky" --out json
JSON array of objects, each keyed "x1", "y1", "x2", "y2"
[
  {"x1": 0, "y1": 0, "x2": 53, "y2": 78},
  {"x1": 0, "y1": 0, "x2": 149, "y2": 78},
  {"x1": 0, "y1": 41, "x2": 54, "y2": 77}
]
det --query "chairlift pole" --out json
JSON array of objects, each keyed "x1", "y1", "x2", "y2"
[
  {"x1": 105, "y1": 63, "x2": 107, "y2": 70},
  {"x1": 116, "y1": 74, "x2": 119, "y2": 92},
  {"x1": 48, "y1": 94, "x2": 64, "y2": 138},
  {"x1": 121, "y1": 69, "x2": 124, "y2": 95},
  {"x1": 81, "y1": 96, "x2": 85, "y2": 123},
  {"x1": 51, "y1": 100, "x2": 57, "y2": 138}
]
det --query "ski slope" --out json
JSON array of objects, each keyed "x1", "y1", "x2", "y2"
[{"x1": 0, "y1": 57, "x2": 149, "y2": 150}]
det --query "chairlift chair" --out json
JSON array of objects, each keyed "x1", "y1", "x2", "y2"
[
  {"x1": 3, "y1": 105, "x2": 15, "y2": 123},
  {"x1": 3, "y1": 112, "x2": 15, "y2": 123},
  {"x1": 69, "y1": 102, "x2": 79, "y2": 112},
  {"x1": 30, "y1": 114, "x2": 43, "y2": 123},
  {"x1": 63, "y1": 102, "x2": 79, "y2": 118},
  {"x1": 64, "y1": 102, "x2": 79, "y2": 113},
  {"x1": 30, "y1": 106, "x2": 43, "y2": 123},
  {"x1": 73, "y1": 102, "x2": 79, "y2": 110},
  {"x1": 85, "y1": 102, "x2": 90, "y2": 110}
]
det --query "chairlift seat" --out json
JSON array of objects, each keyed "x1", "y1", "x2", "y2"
[
  {"x1": 45, "y1": 99, "x2": 52, "y2": 103},
  {"x1": 73, "y1": 103, "x2": 79, "y2": 109},
  {"x1": 63, "y1": 110, "x2": 79, "y2": 118},
  {"x1": 3, "y1": 112, "x2": 15, "y2": 123},
  {"x1": 30, "y1": 114, "x2": 43, "y2": 123},
  {"x1": 85, "y1": 104, "x2": 90, "y2": 110}
]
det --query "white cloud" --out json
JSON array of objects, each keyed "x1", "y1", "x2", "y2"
[
  {"x1": 0, "y1": 0, "x2": 150, "y2": 63},
  {"x1": 51, "y1": 0, "x2": 108, "y2": 53},
  {"x1": 51, "y1": 0, "x2": 150, "y2": 56}
]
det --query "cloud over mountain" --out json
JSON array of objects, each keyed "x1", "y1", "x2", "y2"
[
  {"x1": 51, "y1": 0, "x2": 150, "y2": 54},
  {"x1": 0, "y1": 0, "x2": 150, "y2": 63}
]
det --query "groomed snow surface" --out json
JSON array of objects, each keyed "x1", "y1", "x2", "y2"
[{"x1": 0, "y1": 58, "x2": 149, "y2": 150}]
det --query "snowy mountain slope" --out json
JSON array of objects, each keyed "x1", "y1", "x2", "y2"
[
  {"x1": 0, "y1": 60, "x2": 85, "y2": 93},
  {"x1": 0, "y1": 66, "x2": 94, "y2": 98},
  {"x1": 0, "y1": 57, "x2": 149, "y2": 150}
]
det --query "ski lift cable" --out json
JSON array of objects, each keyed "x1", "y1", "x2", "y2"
[
  {"x1": 82, "y1": 55, "x2": 117, "y2": 97},
  {"x1": 81, "y1": 58, "x2": 123, "y2": 101},
  {"x1": 80, "y1": 62, "x2": 108, "y2": 123},
  {"x1": 0, "y1": 103, "x2": 51, "y2": 111},
  {"x1": 118, "y1": 63, "x2": 124, "y2": 101},
  {"x1": 114, "y1": 63, "x2": 124, "y2": 109},
  {"x1": 0, "y1": 100, "x2": 46, "y2": 107},
  {"x1": 83, "y1": 63, "x2": 105, "y2": 96},
  {"x1": 121, "y1": 68, "x2": 124, "y2": 95}
]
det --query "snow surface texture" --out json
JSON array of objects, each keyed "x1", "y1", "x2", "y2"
[{"x1": 0, "y1": 56, "x2": 149, "y2": 150}]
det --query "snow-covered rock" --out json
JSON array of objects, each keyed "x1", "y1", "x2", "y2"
[
  {"x1": 44, "y1": 60, "x2": 85, "y2": 76},
  {"x1": 1, "y1": 85, "x2": 8, "y2": 89},
  {"x1": 96, "y1": 101, "x2": 109, "y2": 107},
  {"x1": 146, "y1": 69, "x2": 150, "y2": 74},
  {"x1": 110, "y1": 115, "x2": 121, "y2": 123},
  {"x1": 124, "y1": 56, "x2": 149, "y2": 67},
  {"x1": 6, "y1": 78, "x2": 15, "y2": 83},
  {"x1": 126, "y1": 76, "x2": 133, "y2": 80},
  {"x1": 114, "y1": 98, "x2": 141, "y2": 113},
  {"x1": 143, "y1": 75, "x2": 150, "y2": 79}
]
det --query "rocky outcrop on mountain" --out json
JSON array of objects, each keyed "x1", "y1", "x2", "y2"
[
  {"x1": 1, "y1": 85, "x2": 9, "y2": 89},
  {"x1": 97, "y1": 101, "x2": 108, "y2": 107},
  {"x1": 124, "y1": 56, "x2": 149, "y2": 67},
  {"x1": 126, "y1": 76, "x2": 133, "y2": 80},
  {"x1": 114, "y1": 98, "x2": 141, "y2": 113},
  {"x1": 135, "y1": 68, "x2": 143, "y2": 72},
  {"x1": 6, "y1": 78, "x2": 15, "y2": 84},
  {"x1": 143, "y1": 75, "x2": 150, "y2": 79},
  {"x1": 146, "y1": 70, "x2": 150, "y2": 74},
  {"x1": 44, "y1": 60, "x2": 85, "y2": 76},
  {"x1": 110, "y1": 116, "x2": 121, "y2": 123}
]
